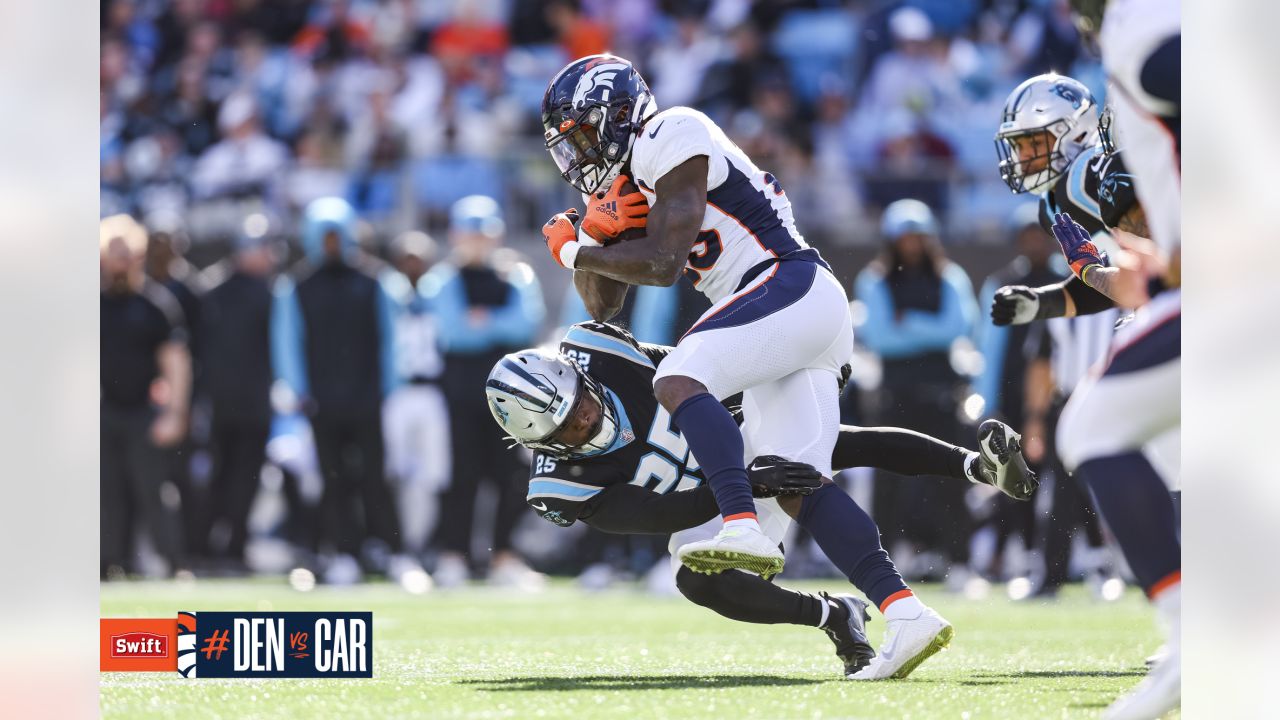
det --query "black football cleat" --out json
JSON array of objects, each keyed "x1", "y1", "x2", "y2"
[
  {"x1": 821, "y1": 593, "x2": 875, "y2": 676},
  {"x1": 976, "y1": 420, "x2": 1040, "y2": 501}
]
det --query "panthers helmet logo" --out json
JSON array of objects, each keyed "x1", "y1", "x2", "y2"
[{"x1": 1051, "y1": 82, "x2": 1084, "y2": 109}]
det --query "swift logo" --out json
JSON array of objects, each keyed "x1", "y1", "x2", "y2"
[
  {"x1": 530, "y1": 500, "x2": 549, "y2": 512},
  {"x1": 647, "y1": 121, "x2": 665, "y2": 139},
  {"x1": 111, "y1": 632, "x2": 169, "y2": 659}
]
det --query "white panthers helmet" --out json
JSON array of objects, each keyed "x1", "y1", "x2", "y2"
[
  {"x1": 995, "y1": 73, "x2": 1099, "y2": 194},
  {"x1": 485, "y1": 349, "x2": 621, "y2": 459}
]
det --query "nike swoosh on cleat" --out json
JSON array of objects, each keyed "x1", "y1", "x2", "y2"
[
  {"x1": 647, "y1": 121, "x2": 665, "y2": 139},
  {"x1": 530, "y1": 501, "x2": 548, "y2": 512}
]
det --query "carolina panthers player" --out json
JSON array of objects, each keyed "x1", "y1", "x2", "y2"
[
  {"x1": 538, "y1": 55, "x2": 853, "y2": 586},
  {"x1": 485, "y1": 322, "x2": 1038, "y2": 679},
  {"x1": 993, "y1": 61, "x2": 1182, "y2": 719},
  {"x1": 990, "y1": 73, "x2": 1141, "y2": 326}
]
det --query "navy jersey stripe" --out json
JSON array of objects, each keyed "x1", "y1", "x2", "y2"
[{"x1": 706, "y1": 160, "x2": 801, "y2": 257}]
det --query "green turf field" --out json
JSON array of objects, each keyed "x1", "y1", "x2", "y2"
[{"x1": 101, "y1": 579, "x2": 1171, "y2": 719}]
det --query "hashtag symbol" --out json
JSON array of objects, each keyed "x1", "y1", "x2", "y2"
[{"x1": 201, "y1": 629, "x2": 230, "y2": 661}]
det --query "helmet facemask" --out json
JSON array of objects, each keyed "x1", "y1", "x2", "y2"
[
  {"x1": 526, "y1": 366, "x2": 621, "y2": 460},
  {"x1": 995, "y1": 120, "x2": 1075, "y2": 194},
  {"x1": 544, "y1": 103, "x2": 633, "y2": 196}
]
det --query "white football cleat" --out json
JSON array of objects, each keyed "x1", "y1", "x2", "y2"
[
  {"x1": 1104, "y1": 587, "x2": 1180, "y2": 719},
  {"x1": 847, "y1": 607, "x2": 953, "y2": 680},
  {"x1": 1102, "y1": 649, "x2": 1180, "y2": 720},
  {"x1": 676, "y1": 524, "x2": 785, "y2": 579}
]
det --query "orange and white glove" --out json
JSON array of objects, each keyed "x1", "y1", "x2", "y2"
[
  {"x1": 543, "y1": 208, "x2": 583, "y2": 269},
  {"x1": 581, "y1": 174, "x2": 648, "y2": 243}
]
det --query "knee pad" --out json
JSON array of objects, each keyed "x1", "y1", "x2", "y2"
[{"x1": 675, "y1": 566, "x2": 722, "y2": 607}]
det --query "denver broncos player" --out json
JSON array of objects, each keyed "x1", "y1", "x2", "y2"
[
  {"x1": 537, "y1": 55, "x2": 853, "y2": 594},
  {"x1": 1061, "y1": 3, "x2": 1182, "y2": 717},
  {"x1": 485, "y1": 322, "x2": 1039, "y2": 679}
]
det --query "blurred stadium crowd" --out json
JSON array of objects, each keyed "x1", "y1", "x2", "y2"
[{"x1": 101, "y1": 0, "x2": 1129, "y2": 596}]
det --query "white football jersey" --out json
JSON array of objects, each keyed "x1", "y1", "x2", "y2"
[
  {"x1": 628, "y1": 107, "x2": 814, "y2": 303},
  {"x1": 1100, "y1": 0, "x2": 1180, "y2": 252}
]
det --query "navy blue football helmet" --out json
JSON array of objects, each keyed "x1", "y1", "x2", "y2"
[{"x1": 541, "y1": 55, "x2": 657, "y2": 195}]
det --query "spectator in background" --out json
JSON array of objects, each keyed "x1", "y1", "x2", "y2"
[
  {"x1": 101, "y1": 214, "x2": 191, "y2": 578},
  {"x1": 695, "y1": 20, "x2": 781, "y2": 122},
  {"x1": 648, "y1": 3, "x2": 721, "y2": 109},
  {"x1": 144, "y1": 221, "x2": 204, "y2": 554},
  {"x1": 382, "y1": 231, "x2": 450, "y2": 562},
  {"x1": 1006, "y1": 0, "x2": 1081, "y2": 78},
  {"x1": 422, "y1": 196, "x2": 545, "y2": 590},
  {"x1": 270, "y1": 197, "x2": 412, "y2": 586},
  {"x1": 972, "y1": 204, "x2": 1065, "y2": 577},
  {"x1": 975, "y1": 204, "x2": 1065, "y2": 432},
  {"x1": 191, "y1": 220, "x2": 278, "y2": 570},
  {"x1": 345, "y1": 78, "x2": 409, "y2": 225},
  {"x1": 545, "y1": 0, "x2": 611, "y2": 60},
  {"x1": 854, "y1": 199, "x2": 978, "y2": 586},
  {"x1": 431, "y1": 0, "x2": 509, "y2": 89},
  {"x1": 190, "y1": 92, "x2": 289, "y2": 223},
  {"x1": 291, "y1": 0, "x2": 372, "y2": 62}
]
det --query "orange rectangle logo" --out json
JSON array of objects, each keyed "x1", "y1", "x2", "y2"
[{"x1": 101, "y1": 619, "x2": 177, "y2": 671}]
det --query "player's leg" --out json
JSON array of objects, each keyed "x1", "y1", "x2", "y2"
[
  {"x1": 657, "y1": 260, "x2": 852, "y2": 576},
  {"x1": 1057, "y1": 304, "x2": 1181, "y2": 720},
  {"x1": 744, "y1": 366, "x2": 953, "y2": 679},
  {"x1": 675, "y1": 566, "x2": 875, "y2": 674}
]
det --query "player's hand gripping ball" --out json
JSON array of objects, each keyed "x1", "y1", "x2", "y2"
[
  {"x1": 582, "y1": 174, "x2": 649, "y2": 244},
  {"x1": 543, "y1": 208, "x2": 582, "y2": 269}
]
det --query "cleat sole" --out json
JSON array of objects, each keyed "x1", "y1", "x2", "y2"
[
  {"x1": 889, "y1": 623, "x2": 954, "y2": 679},
  {"x1": 678, "y1": 550, "x2": 785, "y2": 579}
]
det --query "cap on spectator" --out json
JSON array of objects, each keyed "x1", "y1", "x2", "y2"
[
  {"x1": 391, "y1": 230, "x2": 439, "y2": 263},
  {"x1": 450, "y1": 195, "x2": 505, "y2": 238},
  {"x1": 881, "y1": 199, "x2": 939, "y2": 239},
  {"x1": 235, "y1": 212, "x2": 272, "y2": 251},
  {"x1": 218, "y1": 92, "x2": 257, "y2": 133},
  {"x1": 889, "y1": 7, "x2": 933, "y2": 43},
  {"x1": 100, "y1": 213, "x2": 148, "y2": 253}
]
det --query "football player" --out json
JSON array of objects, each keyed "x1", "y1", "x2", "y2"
[
  {"x1": 537, "y1": 55, "x2": 852, "y2": 586},
  {"x1": 1059, "y1": 3, "x2": 1182, "y2": 717},
  {"x1": 485, "y1": 322, "x2": 1038, "y2": 679},
  {"x1": 992, "y1": 55, "x2": 1181, "y2": 718}
]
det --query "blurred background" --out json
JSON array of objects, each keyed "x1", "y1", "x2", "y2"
[{"x1": 99, "y1": 0, "x2": 1130, "y2": 599}]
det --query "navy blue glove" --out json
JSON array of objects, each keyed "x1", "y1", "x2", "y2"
[{"x1": 1051, "y1": 212, "x2": 1108, "y2": 282}]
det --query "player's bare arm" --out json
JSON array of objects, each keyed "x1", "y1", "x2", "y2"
[
  {"x1": 574, "y1": 270, "x2": 628, "y2": 321},
  {"x1": 573, "y1": 156, "x2": 709, "y2": 286}
]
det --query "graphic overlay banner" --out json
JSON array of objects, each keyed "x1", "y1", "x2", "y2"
[
  {"x1": 100, "y1": 618, "x2": 178, "y2": 672},
  {"x1": 181, "y1": 611, "x2": 373, "y2": 678},
  {"x1": 101, "y1": 611, "x2": 373, "y2": 678}
]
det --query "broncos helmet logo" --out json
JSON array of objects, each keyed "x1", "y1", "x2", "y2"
[{"x1": 572, "y1": 61, "x2": 629, "y2": 110}]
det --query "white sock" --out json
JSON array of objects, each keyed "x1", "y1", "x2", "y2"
[
  {"x1": 723, "y1": 516, "x2": 761, "y2": 533},
  {"x1": 1152, "y1": 581, "x2": 1181, "y2": 650},
  {"x1": 883, "y1": 592, "x2": 925, "y2": 621}
]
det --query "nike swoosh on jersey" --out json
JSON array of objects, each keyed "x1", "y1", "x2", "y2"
[
  {"x1": 530, "y1": 501, "x2": 548, "y2": 512},
  {"x1": 647, "y1": 121, "x2": 665, "y2": 139}
]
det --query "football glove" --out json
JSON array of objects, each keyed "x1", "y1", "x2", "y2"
[
  {"x1": 581, "y1": 174, "x2": 648, "y2": 243},
  {"x1": 543, "y1": 208, "x2": 582, "y2": 269},
  {"x1": 748, "y1": 455, "x2": 825, "y2": 498},
  {"x1": 991, "y1": 285, "x2": 1041, "y2": 326},
  {"x1": 1051, "y1": 212, "x2": 1108, "y2": 282}
]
